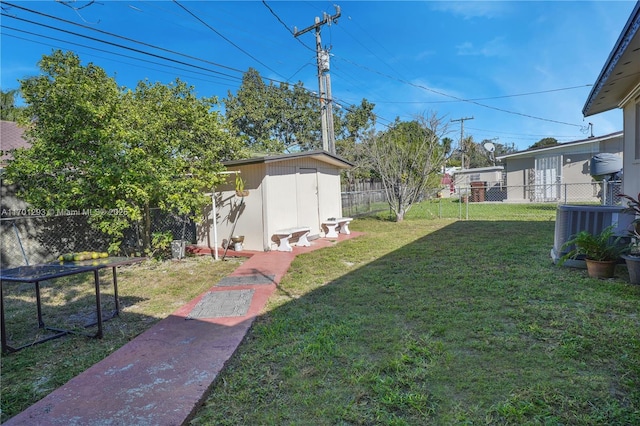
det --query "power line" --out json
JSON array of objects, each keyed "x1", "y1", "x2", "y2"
[
  {"x1": 261, "y1": 0, "x2": 314, "y2": 52},
  {"x1": 1, "y1": 13, "x2": 244, "y2": 80},
  {"x1": 0, "y1": 29, "x2": 243, "y2": 88},
  {"x1": 172, "y1": 0, "x2": 284, "y2": 79},
  {"x1": 372, "y1": 84, "x2": 595, "y2": 104},
  {"x1": 1, "y1": 3, "x2": 311, "y2": 92},
  {"x1": 3, "y1": 0, "x2": 319, "y2": 91},
  {"x1": 1, "y1": 1, "x2": 248, "y2": 76},
  {"x1": 335, "y1": 56, "x2": 584, "y2": 128}
]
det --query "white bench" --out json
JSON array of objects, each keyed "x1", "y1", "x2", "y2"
[
  {"x1": 273, "y1": 226, "x2": 311, "y2": 252},
  {"x1": 322, "y1": 217, "x2": 353, "y2": 238}
]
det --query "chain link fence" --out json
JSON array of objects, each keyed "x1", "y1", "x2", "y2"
[
  {"x1": 341, "y1": 189, "x2": 387, "y2": 217},
  {"x1": 447, "y1": 181, "x2": 623, "y2": 205},
  {"x1": 341, "y1": 181, "x2": 625, "y2": 221},
  {"x1": 1, "y1": 209, "x2": 196, "y2": 269},
  {"x1": 1, "y1": 181, "x2": 625, "y2": 268},
  {"x1": 416, "y1": 181, "x2": 624, "y2": 220}
]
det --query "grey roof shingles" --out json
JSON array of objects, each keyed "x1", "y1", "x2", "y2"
[{"x1": 0, "y1": 120, "x2": 30, "y2": 166}]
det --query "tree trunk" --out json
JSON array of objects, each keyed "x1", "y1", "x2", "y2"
[{"x1": 142, "y1": 203, "x2": 152, "y2": 251}]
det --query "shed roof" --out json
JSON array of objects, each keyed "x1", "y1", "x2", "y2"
[
  {"x1": 583, "y1": 2, "x2": 640, "y2": 116},
  {"x1": 496, "y1": 131, "x2": 623, "y2": 160},
  {"x1": 223, "y1": 150, "x2": 354, "y2": 169},
  {"x1": 0, "y1": 121, "x2": 30, "y2": 166}
]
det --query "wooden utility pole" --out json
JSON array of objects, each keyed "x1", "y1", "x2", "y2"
[
  {"x1": 294, "y1": 6, "x2": 341, "y2": 154},
  {"x1": 451, "y1": 116, "x2": 474, "y2": 169}
]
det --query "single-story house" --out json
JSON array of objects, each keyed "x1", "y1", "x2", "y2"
[
  {"x1": 198, "y1": 150, "x2": 353, "y2": 252},
  {"x1": 451, "y1": 166, "x2": 504, "y2": 186},
  {"x1": 450, "y1": 166, "x2": 505, "y2": 202},
  {"x1": 583, "y1": 1, "x2": 640, "y2": 199},
  {"x1": 495, "y1": 132, "x2": 623, "y2": 203},
  {"x1": 1, "y1": 121, "x2": 30, "y2": 212},
  {"x1": 1, "y1": 120, "x2": 30, "y2": 170}
]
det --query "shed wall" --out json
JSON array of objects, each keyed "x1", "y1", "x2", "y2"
[
  {"x1": 263, "y1": 157, "x2": 343, "y2": 250},
  {"x1": 198, "y1": 156, "x2": 346, "y2": 252},
  {"x1": 199, "y1": 163, "x2": 266, "y2": 252}
]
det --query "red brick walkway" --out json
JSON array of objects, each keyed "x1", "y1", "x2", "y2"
[{"x1": 4, "y1": 232, "x2": 362, "y2": 425}]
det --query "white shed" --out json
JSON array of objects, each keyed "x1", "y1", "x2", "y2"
[{"x1": 198, "y1": 150, "x2": 353, "y2": 252}]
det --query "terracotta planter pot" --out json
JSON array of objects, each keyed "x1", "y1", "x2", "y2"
[
  {"x1": 622, "y1": 255, "x2": 640, "y2": 285},
  {"x1": 585, "y1": 259, "x2": 617, "y2": 279}
]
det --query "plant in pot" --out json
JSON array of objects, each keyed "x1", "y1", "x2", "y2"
[
  {"x1": 559, "y1": 225, "x2": 629, "y2": 279},
  {"x1": 235, "y1": 175, "x2": 249, "y2": 197},
  {"x1": 620, "y1": 192, "x2": 640, "y2": 284}
]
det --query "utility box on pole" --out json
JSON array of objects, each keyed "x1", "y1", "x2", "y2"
[{"x1": 294, "y1": 6, "x2": 341, "y2": 155}]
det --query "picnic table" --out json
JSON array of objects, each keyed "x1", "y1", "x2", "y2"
[{"x1": 1, "y1": 256, "x2": 145, "y2": 353}]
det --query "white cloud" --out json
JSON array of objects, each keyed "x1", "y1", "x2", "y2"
[
  {"x1": 456, "y1": 37, "x2": 508, "y2": 57},
  {"x1": 430, "y1": 1, "x2": 508, "y2": 20}
]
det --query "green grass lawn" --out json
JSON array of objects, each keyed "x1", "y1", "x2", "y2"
[
  {"x1": 190, "y1": 211, "x2": 639, "y2": 425},
  {"x1": 2, "y1": 202, "x2": 639, "y2": 424}
]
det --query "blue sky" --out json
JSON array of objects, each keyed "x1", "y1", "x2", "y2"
[{"x1": 1, "y1": 1, "x2": 637, "y2": 151}]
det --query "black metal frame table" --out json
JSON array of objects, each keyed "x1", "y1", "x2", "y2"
[{"x1": 1, "y1": 257, "x2": 145, "y2": 354}]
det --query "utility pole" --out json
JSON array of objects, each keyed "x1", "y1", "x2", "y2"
[
  {"x1": 294, "y1": 6, "x2": 341, "y2": 154},
  {"x1": 451, "y1": 116, "x2": 474, "y2": 169}
]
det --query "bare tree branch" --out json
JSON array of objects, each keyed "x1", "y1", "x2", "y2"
[{"x1": 367, "y1": 111, "x2": 449, "y2": 221}]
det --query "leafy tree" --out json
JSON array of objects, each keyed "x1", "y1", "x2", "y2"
[
  {"x1": 1, "y1": 88, "x2": 22, "y2": 121},
  {"x1": 112, "y1": 79, "x2": 245, "y2": 250},
  {"x1": 273, "y1": 81, "x2": 321, "y2": 151},
  {"x1": 493, "y1": 141, "x2": 517, "y2": 160},
  {"x1": 366, "y1": 112, "x2": 449, "y2": 221},
  {"x1": 225, "y1": 68, "x2": 275, "y2": 152},
  {"x1": 448, "y1": 135, "x2": 475, "y2": 169},
  {"x1": 225, "y1": 68, "x2": 377, "y2": 158},
  {"x1": 449, "y1": 138, "x2": 516, "y2": 168},
  {"x1": 225, "y1": 68, "x2": 321, "y2": 153},
  {"x1": 529, "y1": 137, "x2": 558, "y2": 150},
  {"x1": 335, "y1": 99, "x2": 377, "y2": 185},
  {"x1": 4, "y1": 50, "x2": 244, "y2": 253}
]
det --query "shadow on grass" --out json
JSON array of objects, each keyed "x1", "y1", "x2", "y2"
[
  {"x1": 192, "y1": 220, "x2": 640, "y2": 425},
  {"x1": 2, "y1": 220, "x2": 639, "y2": 425}
]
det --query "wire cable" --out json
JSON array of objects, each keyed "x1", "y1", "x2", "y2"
[
  {"x1": 172, "y1": 0, "x2": 284, "y2": 79},
  {"x1": 261, "y1": 0, "x2": 314, "y2": 52},
  {"x1": 1, "y1": 1, "x2": 247, "y2": 75},
  {"x1": 372, "y1": 84, "x2": 595, "y2": 104},
  {"x1": 1, "y1": 13, "x2": 244, "y2": 80},
  {"x1": 1, "y1": 28, "x2": 243, "y2": 87},
  {"x1": 335, "y1": 56, "x2": 584, "y2": 128}
]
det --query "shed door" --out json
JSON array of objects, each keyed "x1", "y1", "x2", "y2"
[{"x1": 297, "y1": 168, "x2": 320, "y2": 234}]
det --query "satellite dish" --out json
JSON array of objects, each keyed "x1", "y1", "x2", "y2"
[{"x1": 483, "y1": 142, "x2": 496, "y2": 153}]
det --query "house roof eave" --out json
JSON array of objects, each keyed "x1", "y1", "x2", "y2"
[
  {"x1": 582, "y1": 2, "x2": 640, "y2": 117},
  {"x1": 495, "y1": 131, "x2": 623, "y2": 161}
]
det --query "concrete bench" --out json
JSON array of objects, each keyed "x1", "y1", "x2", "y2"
[
  {"x1": 322, "y1": 217, "x2": 353, "y2": 238},
  {"x1": 273, "y1": 226, "x2": 311, "y2": 252}
]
